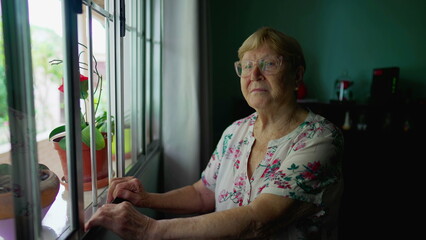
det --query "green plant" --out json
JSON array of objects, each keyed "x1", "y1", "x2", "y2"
[
  {"x1": 0, "y1": 24, "x2": 63, "y2": 137},
  {"x1": 48, "y1": 43, "x2": 111, "y2": 150},
  {"x1": 0, "y1": 21, "x2": 8, "y2": 128},
  {"x1": 0, "y1": 68, "x2": 7, "y2": 125}
]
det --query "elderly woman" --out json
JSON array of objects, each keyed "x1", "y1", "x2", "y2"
[{"x1": 86, "y1": 27, "x2": 344, "y2": 240}]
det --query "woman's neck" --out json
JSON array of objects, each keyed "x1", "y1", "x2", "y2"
[{"x1": 254, "y1": 103, "x2": 307, "y2": 140}]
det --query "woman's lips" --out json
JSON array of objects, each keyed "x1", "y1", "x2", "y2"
[{"x1": 250, "y1": 88, "x2": 267, "y2": 93}]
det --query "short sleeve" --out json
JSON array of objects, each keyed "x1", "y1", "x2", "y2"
[
  {"x1": 261, "y1": 120, "x2": 343, "y2": 206},
  {"x1": 201, "y1": 126, "x2": 234, "y2": 192},
  {"x1": 201, "y1": 146, "x2": 221, "y2": 192}
]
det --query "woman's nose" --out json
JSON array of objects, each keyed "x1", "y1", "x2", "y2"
[{"x1": 250, "y1": 64, "x2": 263, "y2": 81}]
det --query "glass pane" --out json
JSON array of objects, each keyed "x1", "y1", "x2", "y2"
[
  {"x1": 25, "y1": 0, "x2": 69, "y2": 238},
  {"x1": 123, "y1": 0, "x2": 136, "y2": 172},
  {"x1": 152, "y1": 0, "x2": 162, "y2": 141},
  {"x1": 136, "y1": 0, "x2": 145, "y2": 156},
  {"x1": 152, "y1": 42, "x2": 161, "y2": 141},
  {"x1": 75, "y1": 3, "x2": 110, "y2": 212},
  {"x1": 1, "y1": 0, "x2": 155, "y2": 239},
  {"x1": 0, "y1": 5, "x2": 15, "y2": 238}
]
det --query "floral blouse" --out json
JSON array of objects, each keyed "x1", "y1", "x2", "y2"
[{"x1": 201, "y1": 111, "x2": 344, "y2": 240}]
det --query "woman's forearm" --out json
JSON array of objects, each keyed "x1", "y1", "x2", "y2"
[
  {"x1": 86, "y1": 190, "x2": 315, "y2": 240},
  {"x1": 151, "y1": 193, "x2": 302, "y2": 240},
  {"x1": 153, "y1": 205, "x2": 260, "y2": 239},
  {"x1": 143, "y1": 180, "x2": 215, "y2": 214},
  {"x1": 144, "y1": 186, "x2": 202, "y2": 214}
]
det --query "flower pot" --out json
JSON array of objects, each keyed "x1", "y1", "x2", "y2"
[
  {"x1": 52, "y1": 133, "x2": 109, "y2": 191},
  {"x1": 0, "y1": 170, "x2": 60, "y2": 240}
]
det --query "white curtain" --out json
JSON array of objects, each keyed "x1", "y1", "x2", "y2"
[{"x1": 162, "y1": 0, "x2": 202, "y2": 191}]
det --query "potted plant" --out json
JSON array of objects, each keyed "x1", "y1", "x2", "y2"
[
  {"x1": 0, "y1": 163, "x2": 60, "y2": 240},
  {"x1": 48, "y1": 44, "x2": 112, "y2": 191}
]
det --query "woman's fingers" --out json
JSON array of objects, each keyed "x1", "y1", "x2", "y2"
[
  {"x1": 85, "y1": 202, "x2": 154, "y2": 240},
  {"x1": 107, "y1": 177, "x2": 140, "y2": 203},
  {"x1": 85, "y1": 204, "x2": 115, "y2": 231}
]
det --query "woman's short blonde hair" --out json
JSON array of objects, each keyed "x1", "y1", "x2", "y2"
[{"x1": 237, "y1": 27, "x2": 306, "y2": 73}]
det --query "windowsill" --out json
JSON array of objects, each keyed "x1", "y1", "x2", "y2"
[
  {"x1": 1, "y1": 136, "x2": 136, "y2": 239},
  {"x1": 40, "y1": 155, "x2": 134, "y2": 239},
  {"x1": 41, "y1": 184, "x2": 109, "y2": 239}
]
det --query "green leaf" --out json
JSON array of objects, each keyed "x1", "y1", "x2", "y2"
[
  {"x1": 95, "y1": 111, "x2": 114, "y2": 134},
  {"x1": 80, "y1": 79, "x2": 88, "y2": 99},
  {"x1": 81, "y1": 126, "x2": 90, "y2": 147},
  {"x1": 287, "y1": 163, "x2": 299, "y2": 171},
  {"x1": 80, "y1": 112, "x2": 86, "y2": 126},
  {"x1": 81, "y1": 125, "x2": 105, "y2": 150},
  {"x1": 59, "y1": 137, "x2": 67, "y2": 150},
  {"x1": 96, "y1": 122, "x2": 107, "y2": 133},
  {"x1": 49, "y1": 125, "x2": 66, "y2": 140}
]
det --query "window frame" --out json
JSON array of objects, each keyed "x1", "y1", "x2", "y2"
[{"x1": 0, "y1": 0, "x2": 163, "y2": 239}]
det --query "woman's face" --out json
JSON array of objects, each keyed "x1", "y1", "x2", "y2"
[{"x1": 240, "y1": 44, "x2": 298, "y2": 112}]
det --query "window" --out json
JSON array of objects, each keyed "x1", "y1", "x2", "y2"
[{"x1": 0, "y1": 0, "x2": 162, "y2": 239}]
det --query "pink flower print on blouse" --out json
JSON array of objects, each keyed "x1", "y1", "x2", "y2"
[
  {"x1": 261, "y1": 158, "x2": 281, "y2": 178},
  {"x1": 257, "y1": 184, "x2": 268, "y2": 195},
  {"x1": 291, "y1": 121, "x2": 328, "y2": 152},
  {"x1": 301, "y1": 161, "x2": 321, "y2": 180},
  {"x1": 273, "y1": 170, "x2": 292, "y2": 189},
  {"x1": 225, "y1": 143, "x2": 242, "y2": 158},
  {"x1": 213, "y1": 163, "x2": 220, "y2": 180},
  {"x1": 234, "y1": 174, "x2": 246, "y2": 188},
  {"x1": 201, "y1": 175, "x2": 209, "y2": 187},
  {"x1": 292, "y1": 161, "x2": 329, "y2": 194},
  {"x1": 264, "y1": 149, "x2": 275, "y2": 162},
  {"x1": 259, "y1": 146, "x2": 278, "y2": 177},
  {"x1": 218, "y1": 189, "x2": 230, "y2": 202},
  {"x1": 219, "y1": 174, "x2": 247, "y2": 206},
  {"x1": 260, "y1": 158, "x2": 292, "y2": 190},
  {"x1": 292, "y1": 141, "x2": 306, "y2": 151},
  {"x1": 210, "y1": 152, "x2": 217, "y2": 161},
  {"x1": 234, "y1": 159, "x2": 241, "y2": 170},
  {"x1": 233, "y1": 148, "x2": 242, "y2": 159},
  {"x1": 234, "y1": 113, "x2": 256, "y2": 126},
  {"x1": 292, "y1": 132, "x2": 308, "y2": 151}
]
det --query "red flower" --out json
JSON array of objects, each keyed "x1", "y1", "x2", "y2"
[
  {"x1": 80, "y1": 74, "x2": 89, "y2": 81},
  {"x1": 58, "y1": 74, "x2": 89, "y2": 92}
]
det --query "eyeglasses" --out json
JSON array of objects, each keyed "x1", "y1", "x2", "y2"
[{"x1": 234, "y1": 56, "x2": 283, "y2": 77}]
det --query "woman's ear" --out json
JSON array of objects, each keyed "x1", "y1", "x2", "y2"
[
  {"x1": 295, "y1": 66, "x2": 304, "y2": 82},
  {"x1": 294, "y1": 66, "x2": 305, "y2": 90}
]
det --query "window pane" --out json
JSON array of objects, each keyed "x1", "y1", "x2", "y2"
[
  {"x1": 26, "y1": 0, "x2": 69, "y2": 238},
  {"x1": 0, "y1": 8, "x2": 14, "y2": 238},
  {"x1": 1, "y1": 0, "x2": 161, "y2": 238},
  {"x1": 76, "y1": 4, "x2": 110, "y2": 193}
]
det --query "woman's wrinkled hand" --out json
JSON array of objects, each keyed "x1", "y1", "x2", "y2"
[
  {"x1": 107, "y1": 177, "x2": 149, "y2": 207},
  {"x1": 85, "y1": 202, "x2": 157, "y2": 240}
]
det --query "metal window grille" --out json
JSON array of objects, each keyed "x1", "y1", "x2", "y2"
[{"x1": 0, "y1": 0, "x2": 162, "y2": 239}]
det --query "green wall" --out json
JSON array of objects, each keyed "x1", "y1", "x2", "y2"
[{"x1": 209, "y1": 0, "x2": 426, "y2": 143}]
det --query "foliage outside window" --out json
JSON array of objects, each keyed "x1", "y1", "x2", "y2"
[{"x1": 0, "y1": 22, "x2": 63, "y2": 148}]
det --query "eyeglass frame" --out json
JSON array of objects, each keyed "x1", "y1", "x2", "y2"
[{"x1": 234, "y1": 56, "x2": 284, "y2": 78}]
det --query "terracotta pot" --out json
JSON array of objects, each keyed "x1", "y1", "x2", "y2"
[
  {"x1": 0, "y1": 170, "x2": 60, "y2": 239},
  {"x1": 52, "y1": 134, "x2": 109, "y2": 191}
]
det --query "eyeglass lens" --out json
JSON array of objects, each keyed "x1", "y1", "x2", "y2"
[{"x1": 235, "y1": 57, "x2": 281, "y2": 77}]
